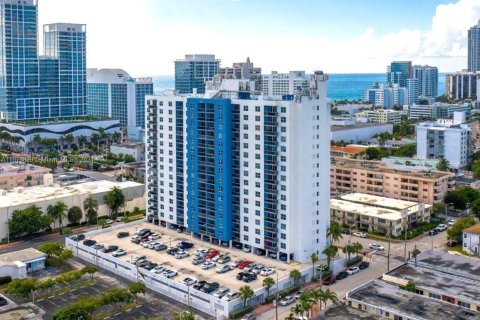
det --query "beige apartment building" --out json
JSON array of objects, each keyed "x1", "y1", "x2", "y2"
[
  {"x1": 331, "y1": 157, "x2": 454, "y2": 204},
  {"x1": 0, "y1": 163, "x2": 50, "y2": 190},
  {"x1": 356, "y1": 109, "x2": 403, "y2": 124}
]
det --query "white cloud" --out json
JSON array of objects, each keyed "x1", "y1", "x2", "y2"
[{"x1": 39, "y1": 0, "x2": 480, "y2": 74}]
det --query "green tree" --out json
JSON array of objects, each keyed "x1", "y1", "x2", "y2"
[
  {"x1": 103, "y1": 186, "x2": 125, "y2": 219},
  {"x1": 447, "y1": 217, "x2": 476, "y2": 242},
  {"x1": 54, "y1": 201, "x2": 68, "y2": 231},
  {"x1": 81, "y1": 265, "x2": 99, "y2": 280},
  {"x1": 342, "y1": 244, "x2": 356, "y2": 261},
  {"x1": 392, "y1": 143, "x2": 416, "y2": 157},
  {"x1": 172, "y1": 311, "x2": 195, "y2": 320},
  {"x1": 471, "y1": 198, "x2": 480, "y2": 218},
  {"x1": 58, "y1": 249, "x2": 73, "y2": 262},
  {"x1": 310, "y1": 252, "x2": 319, "y2": 280},
  {"x1": 404, "y1": 281, "x2": 416, "y2": 292},
  {"x1": 38, "y1": 242, "x2": 64, "y2": 258},
  {"x1": 352, "y1": 242, "x2": 364, "y2": 257},
  {"x1": 124, "y1": 154, "x2": 135, "y2": 163},
  {"x1": 327, "y1": 220, "x2": 343, "y2": 244},
  {"x1": 322, "y1": 245, "x2": 338, "y2": 269},
  {"x1": 98, "y1": 218, "x2": 108, "y2": 229},
  {"x1": 9, "y1": 206, "x2": 52, "y2": 238},
  {"x1": 63, "y1": 227, "x2": 72, "y2": 237},
  {"x1": 436, "y1": 157, "x2": 450, "y2": 171},
  {"x1": 289, "y1": 269, "x2": 302, "y2": 286},
  {"x1": 445, "y1": 190, "x2": 469, "y2": 210},
  {"x1": 317, "y1": 288, "x2": 338, "y2": 310},
  {"x1": 238, "y1": 285, "x2": 254, "y2": 307},
  {"x1": 262, "y1": 276, "x2": 275, "y2": 297},
  {"x1": 38, "y1": 279, "x2": 56, "y2": 292},
  {"x1": 365, "y1": 147, "x2": 381, "y2": 160},
  {"x1": 128, "y1": 282, "x2": 146, "y2": 302},
  {"x1": 47, "y1": 204, "x2": 59, "y2": 229},
  {"x1": 5, "y1": 278, "x2": 38, "y2": 298},
  {"x1": 100, "y1": 288, "x2": 133, "y2": 310},
  {"x1": 412, "y1": 245, "x2": 421, "y2": 267},
  {"x1": 53, "y1": 296, "x2": 100, "y2": 320},
  {"x1": 83, "y1": 196, "x2": 98, "y2": 225},
  {"x1": 67, "y1": 206, "x2": 83, "y2": 225}
]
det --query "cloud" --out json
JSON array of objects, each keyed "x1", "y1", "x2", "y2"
[{"x1": 38, "y1": 0, "x2": 480, "y2": 74}]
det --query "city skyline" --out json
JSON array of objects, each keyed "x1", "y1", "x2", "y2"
[{"x1": 39, "y1": 0, "x2": 480, "y2": 76}]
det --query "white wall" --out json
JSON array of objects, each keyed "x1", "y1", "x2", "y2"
[
  {"x1": 463, "y1": 232, "x2": 479, "y2": 255},
  {"x1": 331, "y1": 124, "x2": 393, "y2": 143}
]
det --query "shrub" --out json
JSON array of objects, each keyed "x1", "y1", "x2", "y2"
[
  {"x1": 264, "y1": 284, "x2": 301, "y2": 303},
  {"x1": 0, "y1": 276, "x2": 12, "y2": 285},
  {"x1": 346, "y1": 256, "x2": 363, "y2": 267},
  {"x1": 229, "y1": 306, "x2": 253, "y2": 319}
]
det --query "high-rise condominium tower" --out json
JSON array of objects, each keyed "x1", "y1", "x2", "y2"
[
  {"x1": 174, "y1": 54, "x2": 220, "y2": 94},
  {"x1": 468, "y1": 20, "x2": 480, "y2": 72}
]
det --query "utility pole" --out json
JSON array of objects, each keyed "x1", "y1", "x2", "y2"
[
  {"x1": 275, "y1": 272, "x2": 279, "y2": 320},
  {"x1": 387, "y1": 227, "x2": 391, "y2": 272}
]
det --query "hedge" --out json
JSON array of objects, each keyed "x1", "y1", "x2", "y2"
[
  {"x1": 346, "y1": 256, "x2": 363, "y2": 267},
  {"x1": 229, "y1": 306, "x2": 252, "y2": 319},
  {"x1": 264, "y1": 284, "x2": 301, "y2": 303},
  {"x1": 0, "y1": 276, "x2": 12, "y2": 285},
  {"x1": 393, "y1": 221, "x2": 440, "y2": 240}
]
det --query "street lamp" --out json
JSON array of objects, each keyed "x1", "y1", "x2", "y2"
[{"x1": 275, "y1": 272, "x2": 279, "y2": 320}]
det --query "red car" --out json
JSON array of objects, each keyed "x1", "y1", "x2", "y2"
[
  {"x1": 323, "y1": 275, "x2": 336, "y2": 286},
  {"x1": 446, "y1": 240, "x2": 458, "y2": 247},
  {"x1": 205, "y1": 249, "x2": 219, "y2": 260},
  {"x1": 238, "y1": 260, "x2": 253, "y2": 270}
]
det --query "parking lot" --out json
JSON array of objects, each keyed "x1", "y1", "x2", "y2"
[{"x1": 84, "y1": 222, "x2": 305, "y2": 293}]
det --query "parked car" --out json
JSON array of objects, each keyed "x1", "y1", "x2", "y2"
[
  {"x1": 0, "y1": 297, "x2": 8, "y2": 307},
  {"x1": 352, "y1": 232, "x2": 367, "y2": 238},
  {"x1": 428, "y1": 229, "x2": 438, "y2": 236},
  {"x1": 236, "y1": 272, "x2": 248, "y2": 280},
  {"x1": 148, "y1": 233, "x2": 161, "y2": 240},
  {"x1": 177, "y1": 241, "x2": 194, "y2": 250},
  {"x1": 144, "y1": 262, "x2": 158, "y2": 271},
  {"x1": 202, "y1": 261, "x2": 216, "y2": 270},
  {"x1": 243, "y1": 273, "x2": 257, "y2": 283},
  {"x1": 216, "y1": 265, "x2": 231, "y2": 274},
  {"x1": 222, "y1": 291, "x2": 239, "y2": 302},
  {"x1": 101, "y1": 245, "x2": 118, "y2": 253},
  {"x1": 181, "y1": 277, "x2": 198, "y2": 286},
  {"x1": 152, "y1": 265, "x2": 166, "y2": 274},
  {"x1": 142, "y1": 241, "x2": 155, "y2": 248},
  {"x1": 196, "y1": 248, "x2": 209, "y2": 256},
  {"x1": 154, "y1": 243, "x2": 168, "y2": 251},
  {"x1": 70, "y1": 234, "x2": 85, "y2": 241},
  {"x1": 212, "y1": 254, "x2": 224, "y2": 262},
  {"x1": 200, "y1": 282, "x2": 220, "y2": 294},
  {"x1": 279, "y1": 295, "x2": 295, "y2": 306},
  {"x1": 192, "y1": 256, "x2": 206, "y2": 265},
  {"x1": 130, "y1": 236, "x2": 141, "y2": 243},
  {"x1": 212, "y1": 287, "x2": 230, "y2": 298},
  {"x1": 192, "y1": 281, "x2": 207, "y2": 290},
  {"x1": 447, "y1": 219, "x2": 456, "y2": 226},
  {"x1": 92, "y1": 243, "x2": 104, "y2": 250},
  {"x1": 148, "y1": 241, "x2": 159, "y2": 249},
  {"x1": 83, "y1": 239, "x2": 96, "y2": 247},
  {"x1": 294, "y1": 291, "x2": 304, "y2": 300},
  {"x1": 106, "y1": 219, "x2": 114, "y2": 225},
  {"x1": 359, "y1": 261, "x2": 370, "y2": 270},
  {"x1": 436, "y1": 224, "x2": 447, "y2": 232},
  {"x1": 341, "y1": 229, "x2": 351, "y2": 235},
  {"x1": 175, "y1": 251, "x2": 190, "y2": 259},
  {"x1": 243, "y1": 245, "x2": 252, "y2": 253},
  {"x1": 252, "y1": 264, "x2": 264, "y2": 275},
  {"x1": 268, "y1": 252, "x2": 277, "y2": 259},
  {"x1": 238, "y1": 260, "x2": 253, "y2": 270},
  {"x1": 217, "y1": 255, "x2": 231, "y2": 264},
  {"x1": 117, "y1": 232, "x2": 129, "y2": 238},
  {"x1": 323, "y1": 275, "x2": 336, "y2": 285},
  {"x1": 244, "y1": 263, "x2": 258, "y2": 273},
  {"x1": 205, "y1": 249, "x2": 219, "y2": 260},
  {"x1": 240, "y1": 313, "x2": 256, "y2": 320},
  {"x1": 131, "y1": 255, "x2": 146, "y2": 264},
  {"x1": 137, "y1": 260, "x2": 150, "y2": 268},
  {"x1": 230, "y1": 259, "x2": 243, "y2": 269},
  {"x1": 137, "y1": 229, "x2": 151, "y2": 237},
  {"x1": 112, "y1": 248, "x2": 127, "y2": 257},
  {"x1": 167, "y1": 247, "x2": 180, "y2": 255},
  {"x1": 347, "y1": 267, "x2": 359, "y2": 275},
  {"x1": 162, "y1": 270, "x2": 178, "y2": 278},
  {"x1": 369, "y1": 243, "x2": 385, "y2": 251},
  {"x1": 446, "y1": 240, "x2": 459, "y2": 247},
  {"x1": 336, "y1": 271, "x2": 349, "y2": 280},
  {"x1": 254, "y1": 249, "x2": 265, "y2": 256},
  {"x1": 260, "y1": 268, "x2": 275, "y2": 276}
]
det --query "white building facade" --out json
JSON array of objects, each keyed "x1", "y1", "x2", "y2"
[
  {"x1": 463, "y1": 225, "x2": 480, "y2": 255},
  {"x1": 261, "y1": 71, "x2": 309, "y2": 96},
  {"x1": 146, "y1": 73, "x2": 330, "y2": 263}
]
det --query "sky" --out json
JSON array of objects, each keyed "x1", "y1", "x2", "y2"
[{"x1": 39, "y1": 0, "x2": 480, "y2": 76}]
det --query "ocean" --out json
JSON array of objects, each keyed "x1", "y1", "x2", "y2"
[{"x1": 153, "y1": 73, "x2": 446, "y2": 101}]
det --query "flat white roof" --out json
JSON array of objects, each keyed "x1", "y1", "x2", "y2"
[
  {"x1": 0, "y1": 248, "x2": 45, "y2": 266},
  {"x1": 340, "y1": 193, "x2": 420, "y2": 210},
  {"x1": 0, "y1": 180, "x2": 143, "y2": 208},
  {"x1": 331, "y1": 199, "x2": 404, "y2": 221}
]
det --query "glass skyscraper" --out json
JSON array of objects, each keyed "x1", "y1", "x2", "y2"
[
  {"x1": 0, "y1": 0, "x2": 87, "y2": 121},
  {"x1": 387, "y1": 61, "x2": 412, "y2": 87},
  {"x1": 174, "y1": 54, "x2": 220, "y2": 94},
  {"x1": 468, "y1": 20, "x2": 480, "y2": 72}
]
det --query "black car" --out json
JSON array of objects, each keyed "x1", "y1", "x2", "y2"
[
  {"x1": 144, "y1": 262, "x2": 158, "y2": 271},
  {"x1": 428, "y1": 229, "x2": 438, "y2": 236},
  {"x1": 359, "y1": 261, "x2": 370, "y2": 270},
  {"x1": 243, "y1": 273, "x2": 257, "y2": 283},
  {"x1": 101, "y1": 245, "x2": 118, "y2": 253},
  {"x1": 70, "y1": 234, "x2": 85, "y2": 241},
  {"x1": 193, "y1": 280, "x2": 207, "y2": 290},
  {"x1": 167, "y1": 247, "x2": 180, "y2": 255},
  {"x1": 177, "y1": 241, "x2": 194, "y2": 250},
  {"x1": 336, "y1": 271, "x2": 349, "y2": 280},
  {"x1": 138, "y1": 229, "x2": 151, "y2": 237},
  {"x1": 83, "y1": 239, "x2": 96, "y2": 247},
  {"x1": 200, "y1": 282, "x2": 219, "y2": 294},
  {"x1": 342, "y1": 229, "x2": 351, "y2": 235},
  {"x1": 117, "y1": 232, "x2": 130, "y2": 238},
  {"x1": 0, "y1": 297, "x2": 7, "y2": 307},
  {"x1": 236, "y1": 272, "x2": 248, "y2": 280}
]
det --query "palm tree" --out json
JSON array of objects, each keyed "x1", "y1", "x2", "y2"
[
  {"x1": 291, "y1": 304, "x2": 304, "y2": 317},
  {"x1": 55, "y1": 202, "x2": 68, "y2": 232},
  {"x1": 289, "y1": 269, "x2": 302, "y2": 286},
  {"x1": 83, "y1": 196, "x2": 98, "y2": 225},
  {"x1": 310, "y1": 252, "x2": 319, "y2": 280},
  {"x1": 298, "y1": 290, "x2": 315, "y2": 318},
  {"x1": 285, "y1": 314, "x2": 296, "y2": 320},
  {"x1": 317, "y1": 288, "x2": 338, "y2": 310},
  {"x1": 327, "y1": 221, "x2": 343, "y2": 244},
  {"x1": 47, "y1": 204, "x2": 58, "y2": 230},
  {"x1": 342, "y1": 244, "x2": 356, "y2": 261},
  {"x1": 412, "y1": 245, "x2": 421, "y2": 267},
  {"x1": 65, "y1": 134, "x2": 74, "y2": 149},
  {"x1": 238, "y1": 285, "x2": 254, "y2": 307},
  {"x1": 103, "y1": 186, "x2": 125, "y2": 219},
  {"x1": 78, "y1": 135, "x2": 88, "y2": 148},
  {"x1": 262, "y1": 277, "x2": 275, "y2": 297},
  {"x1": 322, "y1": 245, "x2": 338, "y2": 270},
  {"x1": 352, "y1": 242, "x2": 364, "y2": 257}
]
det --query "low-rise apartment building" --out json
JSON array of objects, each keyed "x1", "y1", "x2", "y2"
[
  {"x1": 330, "y1": 193, "x2": 431, "y2": 236},
  {"x1": 0, "y1": 162, "x2": 50, "y2": 190},
  {"x1": 356, "y1": 109, "x2": 403, "y2": 124},
  {"x1": 330, "y1": 145, "x2": 367, "y2": 158},
  {"x1": 463, "y1": 224, "x2": 480, "y2": 255},
  {"x1": 330, "y1": 157, "x2": 454, "y2": 204}
]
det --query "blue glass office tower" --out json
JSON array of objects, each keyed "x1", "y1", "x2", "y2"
[
  {"x1": 175, "y1": 55, "x2": 220, "y2": 94},
  {"x1": 387, "y1": 61, "x2": 412, "y2": 87}
]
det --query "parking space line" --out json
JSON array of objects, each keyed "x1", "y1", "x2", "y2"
[
  {"x1": 114, "y1": 313, "x2": 121, "y2": 316},
  {"x1": 135, "y1": 305, "x2": 141, "y2": 309}
]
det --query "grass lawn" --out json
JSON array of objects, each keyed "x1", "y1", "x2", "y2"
[{"x1": 448, "y1": 245, "x2": 471, "y2": 256}]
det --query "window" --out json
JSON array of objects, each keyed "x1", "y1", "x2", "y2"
[
  {"x1": 255, "y1": 238, "x2": 261, "y2": 244},
  {"x1": 458, "y1": 301, "x2": 471, "y2": 309},
  {"x1": 429, "y1": 293, "x2": 440, "y2": 300}
]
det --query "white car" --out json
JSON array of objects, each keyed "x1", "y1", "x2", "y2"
[
  {"x1": 230, "y1": 259, "x2": 243, "y2": 269},
  {"x1": 347, "y1": 267, "x2": 359, "y2": 275},
  {"x1": 216, "y1": 265, "x2": 231, "y2": 273},
  {"x1": 212, "y1": 287, "x2": 230, "y2": 298},
  {"x1": 447, "y1": 219, "x2": 456, "y2": 226},
  {"x1": 131, "y1": 255, "x2": 146, "y2": 264},
  {"x1": 369, "y1": 243, "x2": 385, "y2": 251},
  {"x1": 181, "y1": 277, "x2": 198, "y2": 286},
  {"x1": 260, "y1": 268, "x2": 275, "y2": 276},
  {"x1": 252, "y1": 264, "x2": 264, "y2": 274},
  {"x1": 162, "y1": 269, "x2": 178, "y2": 278},
  {"x1": 243, "y1": 245, "x2": 252, "y2": 253},
  {"x1": 196, "y1": 248, "x2": 209, "y2": 256},
  {"x1": 222, "y1": 292, "x2": 239, "y2": 301},
  {"x1": 436, "y1": 224, "x2": 447, "y2": 232},
  {"x1": 148, "y1": 241, "x2": 159, "y2": 249},
  {"x1": 212, "y1": 254, "x2": 224, "y2": 262},
  {"x1": 352, "y1": 232, "x2": 367, "y2": 238},
  {"x1": 202, "y1": 261, "x2": 216, "y2": 270},
  {"x1": 112, "y1": 248, "x2": 127, "y2": 257},
  {"x1": 152, "y1": 265, "x2": 166, "y2": 274},
  {"x1": 175, "y1": 251, "x2": 190, "y2": 259},
  {"x1": 142, "y1": 241, "x2": 154, "y2": 248},
  {"x1": 148, "y1": 233, "x2": 161, "y2": 240}
]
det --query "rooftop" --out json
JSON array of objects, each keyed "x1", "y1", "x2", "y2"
[
  {"x1": 0, "y1": 248, "x2": 45, "y2": 266},
  {"x1": 340, "y1": 193, "x2": 427, "y2": 211},
  {"x1": 347, "y1": 279, "x2": 480, "y2": 320},
  {"x1": 122, "y1": 162, "x2": 145, "y2": 169},
  {"x1": 331, "y1": 122, "x2": 392, "y2": 132},
  {"x1": 0, "y1": 162, "x2": 50, "y2": 178},
  {"x1": 464, "y1": 223, "x2": 480, "y2": 235},
  {"x1": 330, "y1": 146, "x2": 367, "y2": 155},
  {"x1": 0, "y1": 180, "x2": 143, "y2": 209},
  {"x1": 314, "y1": 304, "x2": 377, "y2": 320},
  {"x1": 331, "y1": 157, "x2": 454, "y2": 180},
  {"x1": 111, "y1": 143, "x2": 144, "y2": 149},
  {"x1": 331, "y1": 199, "x2": 411, "y2": 221}
]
